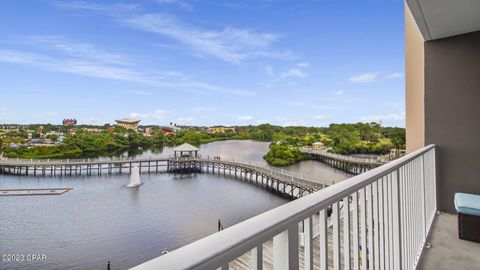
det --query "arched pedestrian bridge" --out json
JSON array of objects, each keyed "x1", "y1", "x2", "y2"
[
  {"x1": 301, "y1": 148, "x2": 387, "y2": 174},
  {"x1": 0, "y1": 156, "x2": 329, "y2": 199}
]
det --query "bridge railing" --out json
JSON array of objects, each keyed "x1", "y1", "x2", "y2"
[
  {"x1": 0, "y1": 156, "x2": 140, "y2": 164},
  {"x1": 131, "y1": 144, "x2": 437, "y2": 270},
  {"x1": 1, "y1": 154, "x2": 205, "y2": 165},
  {"x1": 301, "y1": 147, "x2": 386, "y2": 164},
  {"x1": 200, "y1": 157, "x2": 329, "y2": 187}
]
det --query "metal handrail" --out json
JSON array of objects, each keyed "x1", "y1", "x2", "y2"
[
  {"x1": 197, "y1": 157, "x2": 328, "y2": 188},
  {"x1": 131, "y1": 144, "x2": 436, "y2": 270},
  {"x1": 302, "y1": 148, "x2": 386, "y2": 164}
]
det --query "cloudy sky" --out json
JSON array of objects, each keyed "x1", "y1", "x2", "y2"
[{"x1": 0, "y1": 0, "x2": 405, "y2": 127}]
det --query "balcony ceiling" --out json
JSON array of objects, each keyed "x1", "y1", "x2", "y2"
[{"x1": 407, "y1": 0, "x2": 480, "y2": 41}]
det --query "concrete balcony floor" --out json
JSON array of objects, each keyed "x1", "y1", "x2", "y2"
[{"x1": 418, "y1": 213, "x2": 480, "y2": 270}]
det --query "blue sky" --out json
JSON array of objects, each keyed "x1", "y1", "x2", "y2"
[{"x1": 0, "y1": 0, "x2": 405, "y2": 127}]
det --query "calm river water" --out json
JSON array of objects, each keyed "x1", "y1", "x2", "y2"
[{"x1": 0, "y1": 140, "x2": 350, "y2": 270}]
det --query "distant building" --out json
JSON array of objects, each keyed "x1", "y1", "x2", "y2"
[
  {"x1": 144, "y1": 127, "x2": 153, "y2": 137},
  {"x1": 115, "y1": 119, "x2": 140, "y2": 132},
  {"x1": 159, "y1": 126, "x2": 176, "y2": 135},
  {"x1": 63, "y1": 119, "x2": 77, "y2": 126},
  {"x1": 44, "y1": 131, "x2": 63, "y2": 138},
  {"x1": 312, "y1": 142, "x2": 325, "y2": 150},
  {"x1": 169, "y1": 122, "x2": 182, "y2": 132},
  {"x1": 68, "y1": 128, "x2": 78, "y2": 135},
  {"x1": 84, "y1": 128, "x2": 102, "y2": 133},
  {"x1": 208, "y1": 126, "x2": 236, "y2": 133}
]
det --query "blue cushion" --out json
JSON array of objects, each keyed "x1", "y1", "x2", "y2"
[{"x1": 455, "y1": 193, "x2": 480, "y2": 216}]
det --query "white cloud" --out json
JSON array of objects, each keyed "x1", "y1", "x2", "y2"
[
  {"x1": 0, "y1": 37, "x2": 253, "y2": 96},
  {"x1": 296, "y1": 62, "x2": 310, "y2": 68},
  {"x1": 192, "y1": 106, "x2": 218, "y2": 112},
  {"x1": 335, "y1": 89, "x2": 344, "y2": 96},
  {"x1": 264, "y1": 65, "x2": 274, "y2": 77},
  {"x1": 282, "y1": 121, "x2": 303, "y2": 126},
  {"x1": 349, "y1": 71, "x2": 404, "y2": 83},
  {"x1": 78, "y1": 117, "x2": 100, "y2": 125},
  {"x1": 54, "y1": 2, "x2": 295, "y2": 64},
  {"x1": 256, "y1": 82, "x2": 272, "y2": 88},
  {"x1": 255, "y1": 119, "x2": 269, "y2": 125},
  {"x1": 286, "y1": 102, "x2": 343, "y2": 111},
  {"x1": 0, "y1": 107, "x2": 8, "y2": 120},
  {"x1": 11, "y1": 35, "x2": 129, "y2": 65},
  {"x1": 287, "y1": 102, "x2": 307, "y2": 107},
  {"x1": 155, "y1": 0, "x2": 192, "y2": 10},
  {"x1": 177, "y1": 116, "x2": 195, "y2": 123},
  {"x1": 124, "y1": 14, "x2": 288, "y2": 64},
  {"x1": 280, "y1": 68, "x2": 308, "y2": 78},
  {"x1": 53, "y1": 1, "x2": 137, "y2": 14},
  {"x1": 35, "y1": 112, "x2": 58, "y2": 121},
  {"x1": 349, "y1": 72, "x2": 379, "y2": 83},
  {"x1": 389, "y1": 102, "x2": 404, "y2": 111},
  {"x1": 43, "y1": 112, "x2": 58, "y2": 116},
  {"x1": 361, "y1": 111, "x2": 405, "y2": 122},
  {"x1": 130, "y1": 110, "x2": 169, "y2": 120},
  {"x1": 127, "y1": 90, "x2": 153, "y2": 96},
  {"x1": 0, "y1": 48, "x2": 155, "y2": 84},
  {"x1": 312, "y1": 115, "x2": 332, "y2": 120},
  {"x1": 237, "y1": 116, "x2": 254, "y2": 121},
  {"x1": 385, "y1": 72, "x2": 404, "y2": 79}
]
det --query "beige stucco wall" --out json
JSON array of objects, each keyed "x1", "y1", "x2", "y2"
[{"x1": 405, "y1": 2, "x2": 425, "y2": 153}]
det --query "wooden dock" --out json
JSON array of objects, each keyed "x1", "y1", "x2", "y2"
[{"x1": 0, "y1": 188, "x2": 73, "y2": 196}]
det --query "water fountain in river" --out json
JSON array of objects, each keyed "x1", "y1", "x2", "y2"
[{"x1": 127, "y1": 164, "x2": 142, "y2": 187}]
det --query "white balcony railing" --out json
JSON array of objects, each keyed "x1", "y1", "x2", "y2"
[{"x1": 131, "y1": 145, "x2": 437, "y2": 270}]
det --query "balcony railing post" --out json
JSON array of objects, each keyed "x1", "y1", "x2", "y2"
[
  {"x1": 333, "y1": 202, "x2": 340, "y2": 270},
  {"x1": 392, "y1": 168, "x2": 403, "y2": 270},
  {"x1": 360, "y1": 188, "x2": 367, "y2": 270},
  {"x1": 250, "y1": 245, "x2": 263, "y2": 270},
  {"x1": 273, "y1": 225, "x2": 299, "y2": 270},
  {"x1": 432, "y1": 148, "x2": 437, "y2": 213},
  {"x1": 343, "y1": 196, "x2": 351, "y2": 270},
  {"x1": 421, "y1": 154, "x2": 427, "y2": 240},
  {"x1": 304, "y1": 217, "x2": 313, "y2": 270},
  {"x1": 352, "y1": 192, "x2": 359, "y2": 270},
  {"x1": 319, "y1": 208, "x2": 328, "y2": 270}
]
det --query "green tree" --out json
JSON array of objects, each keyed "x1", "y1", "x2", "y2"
[
  {"x1": 46, "y1": 134, "x2": 58, "y2": 141},
  {"x1": 263, "y1": 144, "x2": 305, "y2": 166}
]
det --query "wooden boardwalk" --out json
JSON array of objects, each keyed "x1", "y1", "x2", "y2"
[
  {"x1": 0, "y1": 157, "x2": 328, "y2": 198},
  {"x1": 302, "y1": 149, "x2": 384, "y2": 175}
]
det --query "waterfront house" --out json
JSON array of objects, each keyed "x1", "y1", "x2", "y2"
[{"x1": 131, "y1": 1, "x2": 480, "y2": 269}]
